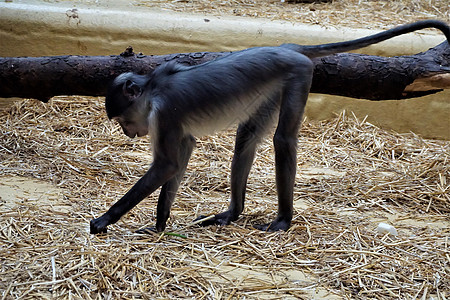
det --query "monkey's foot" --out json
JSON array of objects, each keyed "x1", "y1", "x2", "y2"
[
  {"x1": 254, "y1": 216, "x2": 291, "y2": 232},
  {"x1": 90, "y1": 216, "x2": 110, "y2": 234},
  {"x1": 135, "y1": 226, "x2": 158, "y2": 234},
  {"x1": 195, "y1": 211, "x2": 236, "y2": 227}
]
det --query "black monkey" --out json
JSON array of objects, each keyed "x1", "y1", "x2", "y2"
[{"x1": 90, "y1": 20, "x2": 449, "y2": 234}]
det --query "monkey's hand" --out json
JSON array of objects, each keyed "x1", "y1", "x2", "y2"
[{"x1": 90, "y1": 215, "x2": 110, "y2": 234}]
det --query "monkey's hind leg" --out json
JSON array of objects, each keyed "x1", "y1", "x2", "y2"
[
  {"x1": 254, "y1": 56, "x2": 313, "y2": 232},
  {"x1": 197, "y1": 95, "x2": 279, "y2": 227}
]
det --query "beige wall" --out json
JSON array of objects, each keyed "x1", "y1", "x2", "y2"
[{"x1": 0, "y1": 0, "x2": 448, "y2": 139}]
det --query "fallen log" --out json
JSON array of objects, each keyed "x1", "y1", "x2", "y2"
[{"x1": 0, "y1": 41, "x2": 449, "y2": 102}]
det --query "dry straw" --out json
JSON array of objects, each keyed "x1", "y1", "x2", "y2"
[
  {"x1": 0, "y1": 1, "x2": 449, "y2": 298},
  {"x1": 0, "y1": 95, "x2": 448, "y2": 299}
]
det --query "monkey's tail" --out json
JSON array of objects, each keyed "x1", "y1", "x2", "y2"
[{"x1": 282, "y1": 20, "x2": 450, "y2": 58}]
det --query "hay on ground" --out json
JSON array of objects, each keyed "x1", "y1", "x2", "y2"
[{"x1": 0, "y1": 96, "x2": 448, "y2": 299}]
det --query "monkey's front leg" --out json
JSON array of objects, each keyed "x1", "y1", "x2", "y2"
[
  {"x1": 90, "y1": 129, "x2": 188, "y2": 234},
  {"x1": 134, "y1": 135, "x2": 195, "y2": 233},
  {"x1": 90, "y1": 160, "x2": 178, "y2": 234}
]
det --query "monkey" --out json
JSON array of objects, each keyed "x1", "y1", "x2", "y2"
[{"x1": 90, "y1": 20, "x2": 449, "y2": 234}]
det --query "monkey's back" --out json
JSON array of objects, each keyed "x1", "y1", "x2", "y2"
[{"x1": 150, "y1": 47, "x2": 308, "y2": 136}]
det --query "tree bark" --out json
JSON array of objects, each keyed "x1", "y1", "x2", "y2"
[{"x1": 0, "y1": 42, "x2": 449, "y2": 102}]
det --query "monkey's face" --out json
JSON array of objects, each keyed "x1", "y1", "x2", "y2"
[
  {"x1": 111, "y1": 97, "x2": 151, "y2": 138},
  {"x1": 115, "y1": 118, "x2": 148, "y2": 138},
  {"x1": 113, "y1": 107, "x2": 149, "y2": 138},
  {"x1": 106, "y1": 74, "x2": 151, "y2": 138}
]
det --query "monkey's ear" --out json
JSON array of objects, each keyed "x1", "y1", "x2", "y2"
[{"x1": 123, "y1": 80, "x2": 143, "y2": 100}]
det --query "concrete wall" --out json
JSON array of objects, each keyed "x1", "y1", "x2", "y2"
[{"x1": 1, "y1": 0, "x2": 448, "y2": 139}]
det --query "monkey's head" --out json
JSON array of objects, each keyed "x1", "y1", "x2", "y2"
[{"x1": 106, "y1": 73, "x2": 151, "y2": 138}]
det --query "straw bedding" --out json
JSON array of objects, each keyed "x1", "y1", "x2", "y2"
[
  {"x1": 1, "y1": 1, "x2": 449, "y2": 298},
  {"x1": 0, "y1": 96, "x2": 448, "y2": 299}
]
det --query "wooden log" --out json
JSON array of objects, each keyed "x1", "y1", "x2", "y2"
[{"x1": 0, "y1": 42, "x2": 449, "y2": 102}]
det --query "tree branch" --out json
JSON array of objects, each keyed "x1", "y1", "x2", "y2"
[{"x1": 0, "y1": 42, "x2": 448, "y2": 102}]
